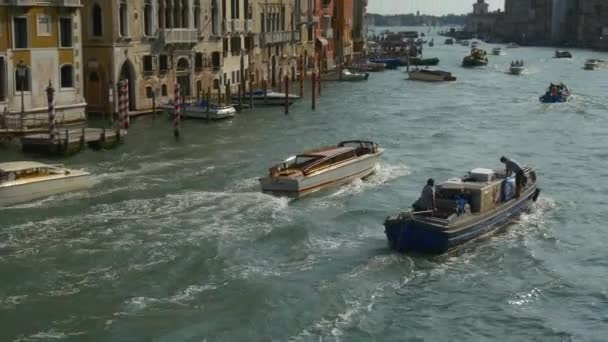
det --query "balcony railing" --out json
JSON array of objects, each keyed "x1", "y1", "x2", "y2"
[
  {"x1": 245, "y1": 19, "x2": 253, "y2": 33},
  {"x1": 232, "y1": 19, "x2": 243, "y2": 33},
  {"x1": 0, "y1": 0, "x2": 81, "y2": 6},
  {"x1": 224, "y1": 19, "x2": 233, "y2": 34},
  {"x1": 260, "y1": 31, "x2": 297, "y2": 46},
  {"x1": 160, "y1": 28, "x2": 199, "y2": 44}
]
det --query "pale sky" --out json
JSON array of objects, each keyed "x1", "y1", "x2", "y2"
[{"x1": 367, "y1": 0, "x2": 505, "y2": 16}]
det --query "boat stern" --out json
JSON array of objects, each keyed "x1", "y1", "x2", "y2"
[
  {"x1": 384, "y1": 215, "x2": 449, "y2": 254},
  {"x1": 259, "y1": 176, "x2": 301, "y2": 195}
]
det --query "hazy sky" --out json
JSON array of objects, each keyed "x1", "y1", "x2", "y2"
[{"x1": 368, "y1": 0, "x2": 505, "y2": 15}]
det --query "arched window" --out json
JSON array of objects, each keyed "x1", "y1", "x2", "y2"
[
  {"x1": 119, "y1": 0, "x2": 128, "y2": 37},
  {"x1": 60, "y1": 65, "x2": 74, "y2": 88},
  {"x1": 143, "y1": 0, "x2": 153, "y2": 36},
  {"x1": 176, "y1": 58, "x2": 190, "y2": 72},
  {"x1": 92, "y1": 3, "x2": 103, "y2": 37},
  {"x1": 145, "y1": 86, "x2": 153, "y2": 98},
  {"x1": 161, "y1": 84, "x2": 168, "y2": 96},
  {"x1": 194, "y1": 0, "x2": 201, "y2": 30},
  {"x1": 211, "y1": 0, "x2": 219, "y2": 35}
]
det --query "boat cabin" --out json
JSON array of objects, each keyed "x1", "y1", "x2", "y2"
[
  {"x1": 427, "y1": 167, "x2": 536, "y2": 220},
  {"x1": 269, "y1": 141, "x2": 379, "y2": 178},
  {"x1": 0, "y1": 162, "x2": 65, "y2": 184}
]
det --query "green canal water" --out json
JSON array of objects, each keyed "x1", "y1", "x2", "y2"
[{"x1": 2, "y1": 33, "x2": 608, "y2": 341}]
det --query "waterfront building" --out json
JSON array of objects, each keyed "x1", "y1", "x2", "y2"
[
  {"x1": 572, "y1": 0, "x2": 608, "y2": 50},
  {"x1": 0, "y1": 0, "x2": 86, "y2": 129},
  {"x1": 494, "y1": 0, "x2": 552, "y2": 45},
  {"x1": 353, "y1": 0, "x2": 367, "y2": 56},
  {"x1": 314, "y1": 0, "x2": 335, "y2": 71},
  {"x1": 81, "y1": 0, "x2": 224, "y2": 117},
  {"x1": 250, "y1": 0, "x2": 300, "y2": 88},
  {"x1": 334, "y1": 0, "x2": 354, "y2": 64},
  {"x1": 465, "y1": 0, "x2": 499, "y2": 40}
]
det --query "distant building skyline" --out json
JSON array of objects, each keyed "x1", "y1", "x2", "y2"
[{"x1": 367, "y1": 0, "x2": 505, "y2": 16}]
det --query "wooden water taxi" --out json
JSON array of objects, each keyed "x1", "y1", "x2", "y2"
[
  {"x1": 235, "y1": 90, "x2": 300, "y2": 106},
  {"x1": 408, "y1": 69, "x2": 456, "y2": 82},
  {"x1": 554, "y1": 50, "x2": 572, "y2": 58},
  {"x1": 462, "y1": 48, "x2": 488, "y2": 67},
  {"x1": 259, "y1": 141, "x2": 383, "y2": 197},
  {"x1": 0, "y1": 162, "x2": 91, "y2": 207},
  {"x1": 384, "y1": 166, "x2": 540, "y2": 254}
]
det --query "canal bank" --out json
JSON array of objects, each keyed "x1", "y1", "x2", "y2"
[{"x1": 1, "y1": 40, "x2": 608, "y2": 341}]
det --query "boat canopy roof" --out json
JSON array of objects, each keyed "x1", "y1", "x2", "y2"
[{"x1": 0, "y1": 161, "x2": 51, "y2": 173}]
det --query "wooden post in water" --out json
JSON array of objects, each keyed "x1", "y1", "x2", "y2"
[
  {"x1": 299, "y1": 55, "x2": 304, "y2": 97},
  {"x1": 123, "y1": 80, "x2": 130, "y2": 130},
  {"x1": 311, "y1": 70, "x2": 316, "y2": 111},
  {"x1": 217, "y1": 86, "x2": 221, "y2": 107},
  {"x1": 263, "y1": 79, "x2": 267, "y2": 105},
  {"x1": 46, "y1": 81, "x2": 56, "y2": 142},
  {"x1": 284, "y1": 75, "x2": 289, "y2": 115},
  {"x1": 152, "y1": 87, "x2": 156, "y2": 120},
  {"x1": 249, "y1": 71, "x2": 254, "y2": 110},
  {"x1": 317, "y1": 56, "x2": 322, "y2": 96},
  {"x1": 225, "y1": 84, "x2": 231, "y2": 106},
  {"x1": 239, "y1": 53, "x2": 245, "y2": 111}
]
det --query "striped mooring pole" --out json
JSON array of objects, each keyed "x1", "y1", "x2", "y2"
[
  {"x1": 122, "y1": 80, "x2": 130, "y2": 130},
  {"x1": 174, "y1": 83, "x2": 181, "y2": 138},
  {"x1": 46, "y1": 81, "x2": 56, "y2": 141}
]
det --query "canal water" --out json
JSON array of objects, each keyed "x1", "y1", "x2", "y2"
[{"x1": 2, "y1": 31, "x2": 608, "y2": 341}]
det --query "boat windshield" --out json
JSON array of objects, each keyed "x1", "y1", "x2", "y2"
[{"x1": 295, "y1": 155, "x2": 321, "y2": 166}]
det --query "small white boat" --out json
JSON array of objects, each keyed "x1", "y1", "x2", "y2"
[
  {"x1": 184, "y1": 103, "x2": 236, "y2": 120},
  {"x1": 492, "y1": 47, "x2": 502, "y2": 55},
  {"x1": 0, "y1": 161, "x2": 91, "y2": 207},
  {"x1": 584, "y1": 59, "x2": 600, "y2": 70},
  {"x1": 509, "y1": 61, "x2": 525, "y2": 75},
  {"x1": 408, "y1": 68, "x2": 456, "y2": 82},
  {"x1": 237, "y1": 90, "x2": 300, "y2": 106},
  {"x1": 340, "y1": 69, "x2": 369, "y2": 81},
  {"x1": 506, "y1": 42, "x2": 520, "y2": 48},
  {"x1": 259, "y1": 141, "x2": 383, "y2": 197}
]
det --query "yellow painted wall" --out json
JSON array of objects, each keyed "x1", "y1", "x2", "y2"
[
  {"x1": 58, "y1": 48, "x2": 74, "y2": 65},
  {"x1": 29, "y1": 7, "x2": 59, "y2": 48},
  {"x1": 12, "y1": 50, "x2": 31, "y2": 67},
  {"x1": 0, "y1": 9, "x2": 9, "y2": 51}
]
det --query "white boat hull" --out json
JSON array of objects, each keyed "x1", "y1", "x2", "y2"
[
  {"x1": 509, "y1": 66, "x2": 525, "y2": 75},
  {"x1": 184, "y1": 106, "x2": 236, "y2": 120},
  {"x1": 259, "y1": 152, "x2": 382, "y2": 196},
  {"x1": 0, "y1": 172, "x2": 91, "y2": 207}
]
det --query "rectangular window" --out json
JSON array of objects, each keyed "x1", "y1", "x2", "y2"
[
  {"x1": 37, "y1": 15, "x2": 51, "y2": 36},
  {"x1": 195, "y1": 52, "x2": 203, "y2": 71},
  {"x1": 15, "y1": 67, "x2": 31, "y2": 92},
  {"x1": 60, "y1": 65, "x2": 74, "y2": 88},
  {"x1": 13, "y1": 17, "x2": 28, "y2": 49},
  {"x1": 146, "y1": 86, "x2": 153, "y2": 98},
  {"x1": 143, "y1": 55, "x2": 154, "y2": 73},
  {"x1": 159, "y1": 55, "x2": 169, "y2": 71},
  {"x1": 60, "y1": 17, "x2": 73, "y2": 47},
  {"x1": 0, "y1": 57, "x2": 6, "y2": 101}
]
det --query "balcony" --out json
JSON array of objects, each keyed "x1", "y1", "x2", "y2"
[
  {"x1": 232, "y1": 19, "x2": 243, "y2": 33},
  {"x1": 160, "y1": 28, "x2": 199, "y2": 44},
  {"x1": 245, "y1": 19, "x2": 253, "y2": 33},
  {"x1": 224, "y1": 19, "x2": 233, "y2": 34},
  {"x1": 1, "y1": 0, "x2": 82, "y2": 6},
  {"x1": 259, "y1": 31, "x2": 295, "y2": 46}
]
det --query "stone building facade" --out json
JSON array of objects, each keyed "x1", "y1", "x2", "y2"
[
  {"x1": 0, "y1": 0, "x2": 86, "y2": 128},
  {"x1": 335, "y1": 0, "x2": 354, "y2": 63}
]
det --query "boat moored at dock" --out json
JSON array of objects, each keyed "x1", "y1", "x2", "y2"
[
  {"x1": 259, "y1": 141, "x2": 383, "y2": 197},
  {"x1": 384, "y1": 166, "x2": 540, "y2": 254},
  {"x1": 0, "y1": 162, "x2": 92, "y2": 207},
  {"x1": 235, "y1": 90, "x2": 300, "y2": 106},
  {"x1": 183, "y1": 102, "x2": 236, "y2": 120}
]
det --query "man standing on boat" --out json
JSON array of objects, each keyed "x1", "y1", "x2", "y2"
[
  {"x1": 500, "y1": 156, "x2": 526, "y2": 197},
  {"x1": 414, "y1": 178, "x2": 436, "y2": 212}
]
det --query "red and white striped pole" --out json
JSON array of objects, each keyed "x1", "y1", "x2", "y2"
[
  {"x1": 123, "y1": 79, "x2": 130, "y2": 130},
  {"x1": 118, "y1": 80, "x2": 124, "y2": 131},
  {"x1": 46, "y1": 81, "x2": 56, "y2": 141},
  {"x1": 174, "y1": 83, "x2": 181, "y2": 138}
]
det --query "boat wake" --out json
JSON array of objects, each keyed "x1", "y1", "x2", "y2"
[{"x1": 326, "y1": 163, "x2": 410, "y2": 199}]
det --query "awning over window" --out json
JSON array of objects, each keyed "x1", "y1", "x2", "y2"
[{"x1": 316, "y1": 37, "x2": 328, "y2": 46}]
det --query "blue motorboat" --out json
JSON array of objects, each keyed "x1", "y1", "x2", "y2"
[
  {"x1": 384, "y1": 166, "x2": 540, "y2": 254},
  {"x1": 539, "y1": 83, "x2": 571, "y2": 103},
  {"x1": 369, "y1": 58, "x2": 401, "y2": 69}
]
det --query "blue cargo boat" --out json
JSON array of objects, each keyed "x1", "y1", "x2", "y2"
[
  {"x1": 539, "y1": 83, "x2": 571, "y2": 103},
  {"x1": 384, "y1": 166, "x2": 540, "y2": 254}
]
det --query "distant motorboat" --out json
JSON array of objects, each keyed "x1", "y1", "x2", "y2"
[
  {"x1": 184, "y1": 102, "x2": 236, "y2": 120},
  {"x1": 539, "y1": 83, "x2": 571, "y2": 103},
  {"x1": 445, "y1": 38, "x2": 454, "y2": 45},
  {"x1": 406, "y1": 57, "x2": 440, "y2": 66},
  {"x1": 584, "y1": 59, "x2": 603, "y2": 70},
  {"x1": 509, "y1": 61, "x2": 525, "y2": 75},
  {"x1": 462, "y1": 48, "x2": 488, "y2": 67},
  {"x1": 460, "y1": 40, "x2": 470, "y2": 47},
  {"x1": 554, "y1": 50, "x2": 572, "y2": 58},
  {"x1": 358, "y1": 61, "x2": 386, "y2": 72},
  {"x1": 408, "y1": 68, "x2": 457, "y2": 82},
  {"x1": 340, "y1": 69, "x2": 369, "y2": 81},
  {"x1": 506, "y1": 42, "x2": 520, "y2": 48},
  {"x1": 369, "y1": 58, "x2": 400, "y2": 69},
  {"x1": 237, "y1": 89, "x2": 300, "y2": 106},
  {"x1": 429, "y1": 39, "x2": 434, "y2": 47},
  {"x1": 492, "y1": 47, "x2": 503, "y2": 55}
]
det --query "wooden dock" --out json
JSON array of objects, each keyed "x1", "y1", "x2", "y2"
[{"x1": 21, "y1": 128, "x2": 123, "y2": 156}]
